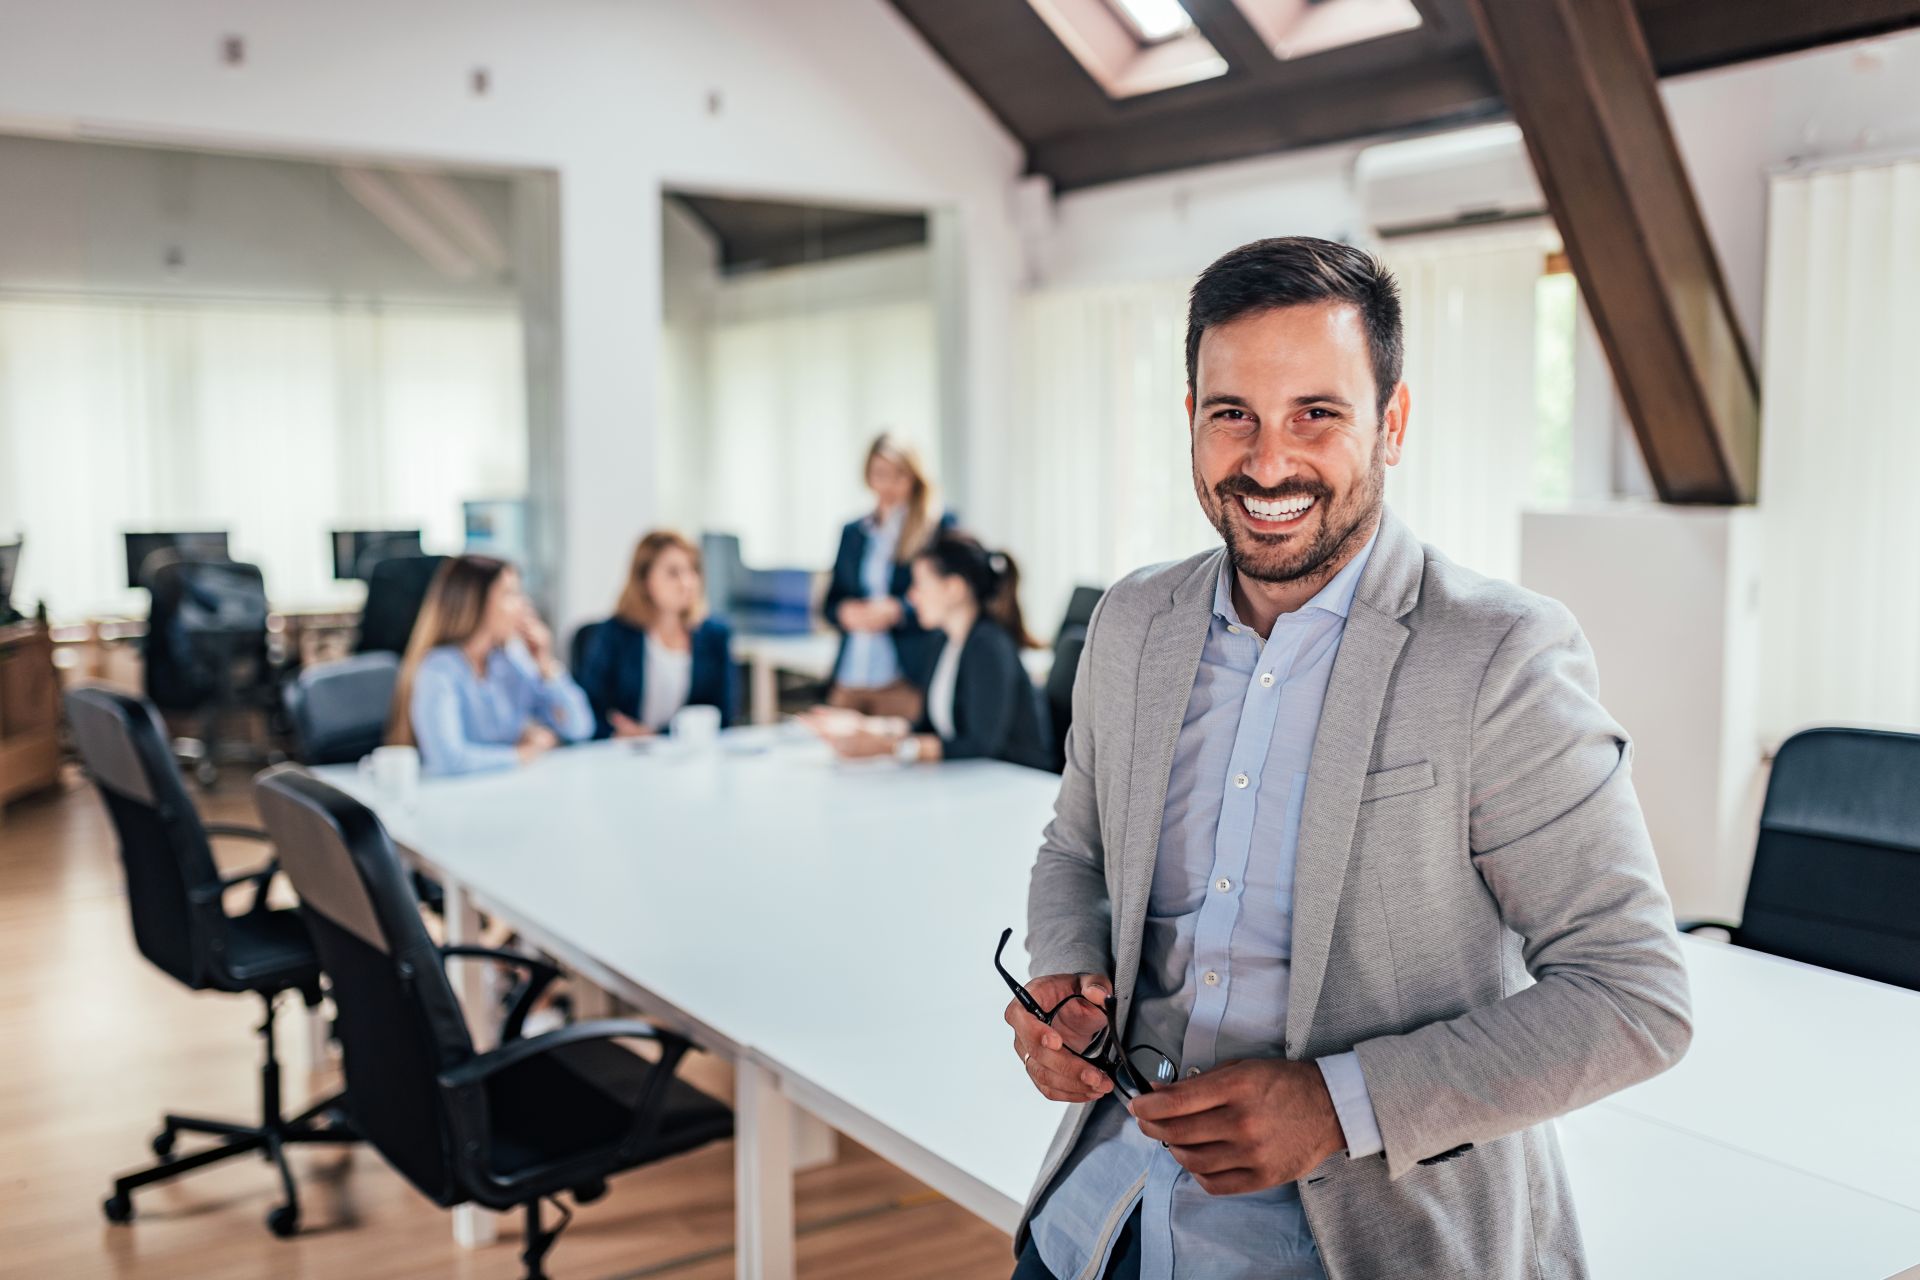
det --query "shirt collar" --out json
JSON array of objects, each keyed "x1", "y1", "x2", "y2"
[
  {"x1": 1211, "y1": 527, "x2": 1380, "y2": 627},
  {"x1": 863, "y1": 506, "x2": 907, "y2": 537}
]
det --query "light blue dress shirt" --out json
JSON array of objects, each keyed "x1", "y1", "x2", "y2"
[
  {"x1": 409, "y1": 641, "x2": 593, "y2": 777},
  {"x1": 834, "y1": 507, "x2": 906, "y2": 689},
  {"x1": 1031, "y1": 534, "x2": 1384, "y2": 1280}
]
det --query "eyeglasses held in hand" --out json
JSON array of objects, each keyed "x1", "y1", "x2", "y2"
[{"x1": 994, "y1": 927, "x2": 1177, "y2": 1099}]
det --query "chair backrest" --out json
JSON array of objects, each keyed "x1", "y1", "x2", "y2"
[
  {"x1": 64, "y1": 686, "x2": 224, "y2": 989},
  {"x1": 1044, "y1": 629, "x2": 1085, "y2": 775},
  {"x1": 143, "y1": 557, "x2": 272, "y2": 710},
  {"x1": 1739, "y1": 727, "x2": 1920, "y2": 991},
  {"x1": 355, "y1": 554, "x2": 447, "y2": 656},
  {"x1": 285, "y1": 652, "x2": 401, "y2": 765},
  {"x1": 253, "y1": 767, "x2": 475, "y2": 1203},
  {"x1": 1059, "y1": 586, "x2": 1103, "y2": 643}
]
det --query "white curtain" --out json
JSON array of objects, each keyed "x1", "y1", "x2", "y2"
[
  {"x1": 0, "y1": 295, "x2": 526, "y2": 619},
  {"x1": 703, "y1": 299, "x2": 938, "y2": 568},
  {"x1": 1383, "y1": 226, "x2": 1553, "y2": 582},
  {"x1": 1006, "y1": 280, "x2": 1217, "y2": 635},
  {"x1": 1757, "y1": 158, "x2": 1920, "y2": 739}
]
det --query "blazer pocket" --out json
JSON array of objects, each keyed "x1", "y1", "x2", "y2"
[{"x1": 1360, "y1": 760, "x2": 1435, "y2": 803}]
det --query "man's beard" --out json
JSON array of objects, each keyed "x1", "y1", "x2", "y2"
[{"x1": 1197, "y1": 446, "x2": 1385, "y2": 587}]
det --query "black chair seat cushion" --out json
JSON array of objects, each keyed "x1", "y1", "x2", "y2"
[
  {"x1": 218, "y1": 907, "x2": 323, "y2": 991},
  {"x1": 484, "y1": 1035, "x2": 733, "y2": 1189}
]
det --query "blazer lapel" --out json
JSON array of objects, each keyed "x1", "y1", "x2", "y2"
[
  {"x1": 1113, "y1": 552, "x2": 1220, "y2": 1005},
  {"x1": 1285, "y1": 512, "x2": 1424, "y2": 1053}
]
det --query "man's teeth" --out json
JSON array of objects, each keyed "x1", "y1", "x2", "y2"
[{"x1": 1241, "y1": 494, "x2": 1316, "y2": 521}]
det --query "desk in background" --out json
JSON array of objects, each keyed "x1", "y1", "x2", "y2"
[{"x1": 318, "y1": 734, "x2": 1920, "y2": 1280}]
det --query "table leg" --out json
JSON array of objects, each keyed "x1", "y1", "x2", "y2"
[
  {"x1": 750, "y1": 656, "x2": 777, "y2": 726},
  {"x1": 792, "y1": 1109, "x2": 838, "y2": 1172},
  {"x1": 735, "y1": 1057, "x2": 796, "y2": 1280},
  {"x1": 444, "y1": 879, "x2": 500, "y2": 1250}
]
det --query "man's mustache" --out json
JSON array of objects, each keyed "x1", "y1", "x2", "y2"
[{"x1": 1213, "y1": 476, "x2": 1332, "y2": 503}]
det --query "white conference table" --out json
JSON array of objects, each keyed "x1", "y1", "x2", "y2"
[{"x1": 316, "y1": 733, "x2": 1920, "y2": 1280}]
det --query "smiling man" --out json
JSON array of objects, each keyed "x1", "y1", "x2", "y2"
[{"x1": 1004, "y1": 237, "x2": 1692, "y2": 1279}]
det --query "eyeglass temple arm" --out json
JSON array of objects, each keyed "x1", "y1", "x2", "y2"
[{"x1": 995, "y1": 927, "x2": 1050, "y2": 1022}]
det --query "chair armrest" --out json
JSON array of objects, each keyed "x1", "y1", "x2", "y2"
[
  {"x1": 188, "y1": 859, "x2": 280, "y2": 916},
  {"x1": 439, "y1": 945, "x2": 562, "y2": 1044},
  {"x1": 439, "y1": 1019, "x2": 685, "y2": 1089},
  {"x1": 440, "y1": 1020, "x2": 696, "y2": 1171},
  {"x1": 204, "y1": 822, "x2": 273, "y2": 843},
  {"x1": 1676, "y1": 918, "x2": 1741, "y2": 941}
]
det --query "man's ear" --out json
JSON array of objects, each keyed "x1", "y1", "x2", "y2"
[
  {"x1": 1185, "y1": 388, "x2": 1196, "y2": 436},
  {"x1": 1379, "y1": 382, "x2": 1411, "y2": 467}
]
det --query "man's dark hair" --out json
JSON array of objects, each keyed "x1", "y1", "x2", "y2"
[{"x1": 1185, "y1": 236, "x2": 1404, "y2": 416}]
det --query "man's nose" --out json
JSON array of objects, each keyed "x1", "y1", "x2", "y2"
[{"x1": 1242, "y1": 424, "x2": 1302, "y2": 489}]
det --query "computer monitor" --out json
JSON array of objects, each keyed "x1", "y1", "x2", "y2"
[
  {"x1": 0, "y1": 539, "x2": 20, "y2": 621},
  {"x1": 462, "y1": 499, "x2": 528, "y2": 563},
  {"x1": 331, "y1": 528, "x2": 424, "y2": 581},
  {"x1": 124, "y1": 530, "x2": 231, "y2": 589}
]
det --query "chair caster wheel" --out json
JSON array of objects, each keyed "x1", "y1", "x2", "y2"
[
  {"x1": 152, "y1": 1129, "x2": 176, "y2": 1159},
  {"x1": 572, "y1": 1179, "x2": 607, "y2": 1204},
  {"x1": 195, "y1": 763, "x2": 219, "y2": 789},
  {"x1": 266, "y1": 1205, "x2": 299, "y2": 1238},
  {"x1": 103, "y1": 1193, "x2": 134, "y2": 1224}
]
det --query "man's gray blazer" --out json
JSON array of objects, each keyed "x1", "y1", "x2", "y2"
[{"x1": 1022, "y1": 509, "x2": 1692, "y2": 1279}]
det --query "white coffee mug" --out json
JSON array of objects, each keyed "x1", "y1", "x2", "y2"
[
  {"x1": 669, "y1": 704, "x2": 721, "y2": 748},
  {"x1": 360, "y1": 743, "x2": 421, "y2": 808}
]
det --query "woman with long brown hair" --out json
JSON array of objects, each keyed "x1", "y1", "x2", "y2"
[
  {"x1": 820, "y1": 433, "x2": 953, "y2": 719},
  {"x1": 575, "y1": 530, "x2": 736, "y2": 738},
  {"x1": 388, "y1": 555, "x2": 592, "y2": 775},
  {"x1": 810, "y1": 530, "x2": 1051, "y2": 772}
]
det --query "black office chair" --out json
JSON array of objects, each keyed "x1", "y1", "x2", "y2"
[
  {"x1": 356, "y1": 553, "x2": 446, "y2": 656},
  {"x1": 284, "y1": 652, "x2": 401, "y2": 766},
  {"x1": 1044, "y1": 629, "x2": 1086, "y2": 775},
  {"x1": 64, "y1": 686, "x2": 356, "y2": 1237},
  {"x1": 1058, "y1": 585, "x2": 1103, "y2": 644},
  {"x1": 254, "y1": 767, "x2": 733, "y2": 1279},
  {"x1": 144, "y1": 555, "x2": 286, "y2": 786},
  {"x1": 1680, "y1": 726, "x2": 1920, "y2": 991}
]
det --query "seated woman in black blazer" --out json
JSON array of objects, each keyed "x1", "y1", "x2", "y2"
[
  {"x1": 810, "y1": 531, "x2": 1050, "y2": 771},
  {"x1": 576, "y1": 530, "x2": 736, "y2": 738}
]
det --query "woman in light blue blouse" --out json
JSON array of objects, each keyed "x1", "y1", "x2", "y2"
[{"x1": 387, "y1": 555, "x2": 592, "y2": 776}]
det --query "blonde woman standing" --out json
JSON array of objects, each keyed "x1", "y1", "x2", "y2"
[{"x1": 821, "y1": 433, "x2": 953, "y2": 719}]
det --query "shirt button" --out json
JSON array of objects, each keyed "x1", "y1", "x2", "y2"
[
  {"x1": 1233, "y1": 773, "x2": 1249, "y2": 789},
  {"x1": 1226, "y1": 624, "x2": 1241, "y2": 635},
  {"x1": 1259, "y1": 672, "x2": 1275, "y2": 688},
  {"x1": 1203, "y1": 970, "x2": 1220, "y2": 986},
  {"x1": 1215, "y1": 877, "x2": 1231, "y2": 892},
  {"x1": 1187, "y1": 1066, "x2": 1202, "y2": 1078}
]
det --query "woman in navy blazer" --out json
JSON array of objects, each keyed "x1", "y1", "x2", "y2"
[
  {"x1": 821, "y1": 434, "x2": 953, "y2": 720},
  {"x1": 576, "y1": 531, "x2": 736, "y2": 738}
]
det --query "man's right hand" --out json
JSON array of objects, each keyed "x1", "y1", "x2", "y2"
[{"x1": 1005, "y1": 972, "x2": 1117, "y2": 1104}]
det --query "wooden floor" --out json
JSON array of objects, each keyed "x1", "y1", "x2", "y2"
[{"x1": 0, "y1": 768, "x2": 1015, "y2": 1279}]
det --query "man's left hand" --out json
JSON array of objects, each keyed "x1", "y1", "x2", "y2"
[{"x1": 1126, "y1": 1058, "x2": 1345, "y2": 1195}]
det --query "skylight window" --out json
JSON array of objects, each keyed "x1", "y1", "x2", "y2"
[
  {"x1": 1107, "y1": 0, "x2": 1194, "y2": 44},
  {"x1": 1028, "y1": 0, "x2": 1225, "y2": 98},
  {"x1": 1229, "y1": 0, "x2": 1422, "y2": 60}
]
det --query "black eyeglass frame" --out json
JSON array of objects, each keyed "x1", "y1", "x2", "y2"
[{"x1": 994, "y1": 927, "x2": 1175, "y2": 1098}]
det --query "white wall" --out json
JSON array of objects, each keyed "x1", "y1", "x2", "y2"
[
  {"x1": 0, "y1": 0, "x2": 1023, "y2": 626},
  {"x1": 0, "y1": 133, "x2": 517, "y2": 304},
  {"x1": 1521, "y1": 506, "x2": 1765, "y2": 919}
]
